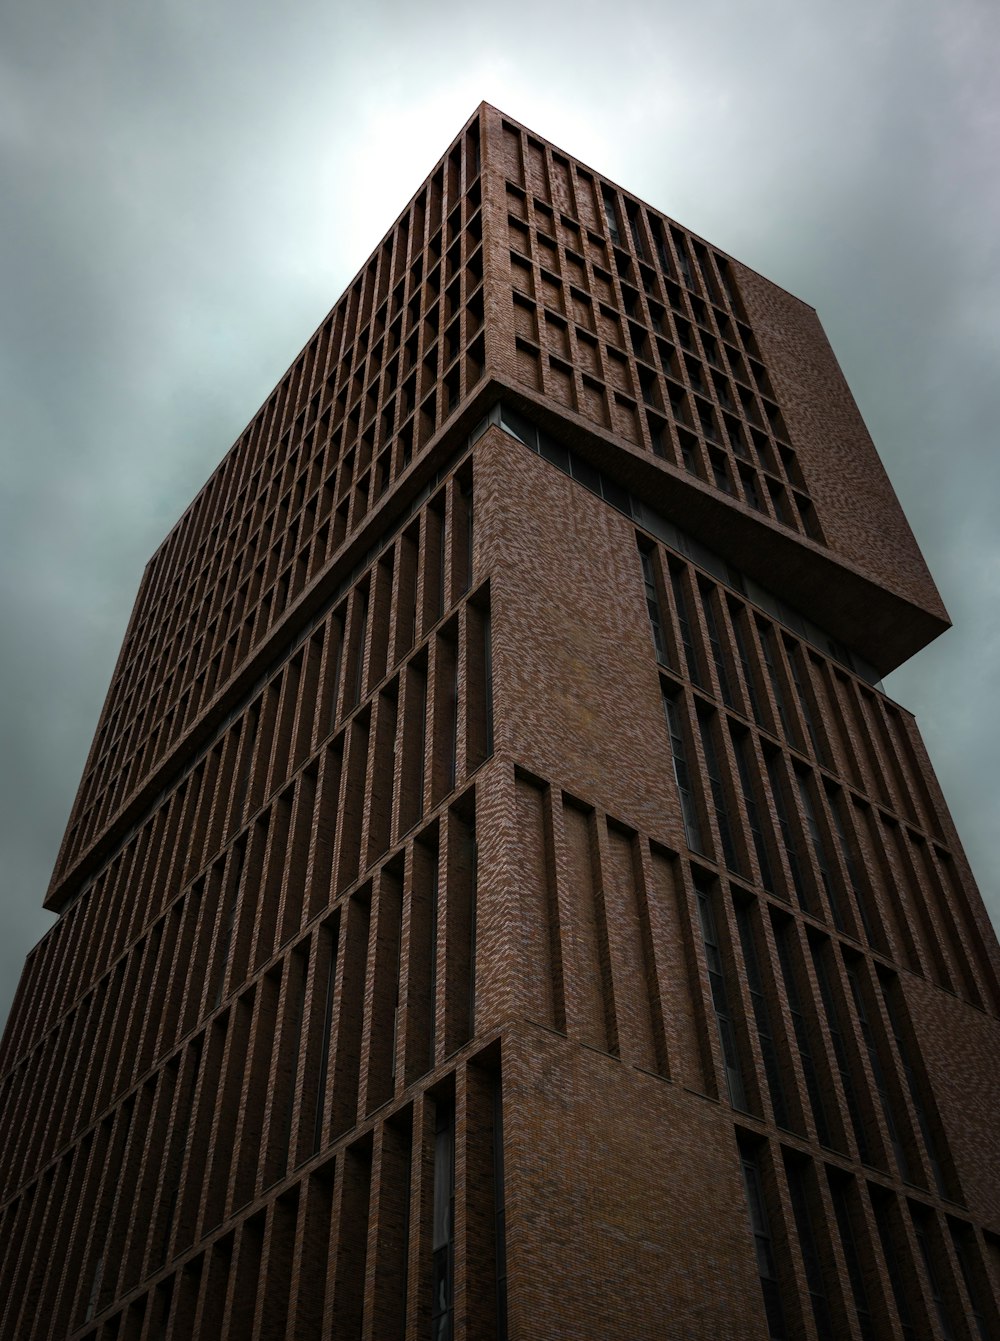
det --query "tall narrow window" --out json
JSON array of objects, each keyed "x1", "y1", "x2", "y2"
[
  {"x1": 736, "y1": 901, "x2": 788, "y2": 1127},
  {"x1": 700, "y1": 586, "x2": 735, "y2": 707},
  {"x1": 828, "y1": 790, "x2": 875, "y2": 944},
  {"x1": 847, "y1": 964, "x2": 909, "y2": 1180},
  {"x1": 602, "y1": 189, "x2": 621, "y2": 247},
  {"x1": 828, "y1": 1174, "x2": 875, "y2": 1341},
  {"x1": 431, "y1": 1099, "x2": 455, "y2": 1341},
  {"x1": 662, "y1": 692, "x2": 703, "y2": 853},
  {"x1": 213, "y1": 845, "x2": 244, "y2": 1010},
  {"x1": 765, "y1": 753, "x2": 808, "y2": 907},
  {"x1": 911, "y1": 1206, "x2": 957, "y2": 1341},
  {"x1": 698, "y1": 710, "x2": 739, "y2": 872},
  {"x1": 811, "y1": 942, "x2": 870, "y2": 1163},
  {"x1": 351, "y1": 588, "x2": 369, "y2": 709},
  {"x1": 787, "y1": 646, "x2": 825, "y2": 763},
  {"x1": 730, "y1": 606, "x2": 765, "y2": 724},
  {"x1": 696, "y1": 881, "x2": 747, "y2": 1110},
  {"x1": 493, "y1": 1077, "x2": 508, "y2": 1340},
  {"x1": 785, "y1": 1159, "x2": 833, "y2": 1341},
  {"x1": 639, "y1": 546, "x2": 668, "y2": 664},
  {"x1": 795, "y1": 772, "x2": 843, "y2": 930},
  {"x1": 776, "y1": 925, "x2": 831, "y2": 1147},
  {"x1": 879, "y1": 973, "x2": 945, "y2": 1194},
  {"x1": 670, "y1": 568, "x2": 702, "y2": 687},
  {"x1": 732, "y1": 729, "x2": 774, "y2": 891},
  {"x1": 327, "y1": 612, "x2": 345, "y2": 732},
  {"x1": 740, "y1": 1147, "x2": 787, "y2": 1340},
  {"x1": 483, "y1": 607, "x2": 494, "y2": 757},
  {"x1": 871, "y1": 1191, "x2": 916, "y2": 1340},
  {"x1": 950, "y1": 1222, "x2": 990, "y2": 1341},
  {"x1": 313, "y1": 917, "x2": 339, "y2": 1154},
  {"x1": 759, "y1": 627, "x2": 795, "y2": 745}
]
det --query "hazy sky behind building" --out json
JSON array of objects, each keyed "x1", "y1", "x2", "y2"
[{"x1": 1, "y1": 0, "x2": 997, "y2": 1032}]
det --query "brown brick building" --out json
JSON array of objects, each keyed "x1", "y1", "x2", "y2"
[{"x1": 1, "y1": 104, "x2": 998, "y2": 1339}]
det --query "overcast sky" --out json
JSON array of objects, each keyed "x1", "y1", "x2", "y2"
[{"x1": 2, "y1": 0, "x2": 997, "y2": 1034}]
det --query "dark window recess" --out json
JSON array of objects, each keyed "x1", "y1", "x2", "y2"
[
  {"x1": 766, "y1": 753, "x2": 808, "y2": 907},
  {"x1": 828, "y1": 792, "x2": 875, "y2": 945},
  {"x1": 759, "y1": 627, "x2": 796, "y2": 745},
  {"x1": 785, "y1": 1160, "x2": 834, "y2": 1341},
  {"x1": 662, "y1": 692, "x2": 703, "y2": 854},
  {"x1": 640, "y1": 547, "x2": 669, "y2": 665},
  {"x1": 740, "y1": 1148, "x2": 787, "y2": 1340},
  {"x1": 847, "y1": 964, "x2": 910, "y2": 1180},
  {"x1": 736, "y1": 901, "x2": 789, "y2": 1127},
  {"x1": 788, "y1": 649, "x2": 825, "y2": 763},
  {"x1": 871, "y1": 1192, "x2": 916, "y2": 1340},
  {"x1": 880, "y1": 975, "x2": 947, "y2": 1197},
  {"x1": 795, "y1": 772, "x2": 844, "y2": 932},
  {"x1": 431, "y1": 1099, "x2": 456, "y2": 1340},
  {"x1": 950, "y1": 1221, "x2": 990, "y2": 1341},
  {"x1": 698, "y1": 710, "x2": 740, "y2": 873},
  {"x1": 828, "y1": 1174, "x2": 876, "y2": 1341},
  {"x1": 730, "y1": 610, "x2": 765, "y2": 725},
  {"x1": 777, "y1": 926, "x2": 832, "y2": 1147},
  {"x1": 697, "y1": 883, "x2": 747, "y2": 1109},
  {"x1": 911, "y1": 1207, "x2": 957, "y2": 1341},
  {"x1": 700, "y1": 588, "x2": 736, "y2": 707},
  {"x1": 602, "y1": 189, "x2": 621, "y2": 246},
  {"x1": 733, "y1": 731, "x2": 775, "y2": 892},
  {"x1": 493, "y1": 1077, "x2": 509, "y2": 1339},
  {"x1": 670, "y1": 570, "x2": 703, "y2": 688},
  {"x1": 812, "y1": 943, "x2": 870, "y2": 1163}
]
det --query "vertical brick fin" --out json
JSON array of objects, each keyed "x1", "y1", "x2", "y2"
[{"x1": 557, "y1": 796, "x2": 614, "y2": 1054}]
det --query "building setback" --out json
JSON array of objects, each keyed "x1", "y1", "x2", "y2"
[{"x1": 1, "y1": 103, "x2": 999, "y2": 1339}]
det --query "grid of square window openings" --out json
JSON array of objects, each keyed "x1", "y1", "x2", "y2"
[
  {"x1": 52, "y1": 121, "x2": 486, "y2": 887},
  {"x1": 499, "y1": 120, "x2": 823, "y2": 545}
]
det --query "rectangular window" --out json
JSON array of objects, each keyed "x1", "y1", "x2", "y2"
[
  {"x1": 696, "y1": 880, "x2": 747, "y2": 1110},
  {"x1": 827, "y1": 1173, "x2": 875, "y2": 1341},
  {"x1": 795, "y1": 771, "x2": 844, "y2": 931},
  {"x1": 732, "y1": 729, "x2": 775, "y2": 892},
  {"x1": 810, "y1": 941, "x2": 869, "y2": 1162},
  {"x1": 784, "y1": 1158, "x2": 833, "y2": 1341},
  {"x1": 740, "y1": 1146, "x2": 787, "y2": 1340},
  {"x1": 697, "y1": 709, "x2": 740, "y2": 872},
  {"x1": 879, "y1": 973, "x2": 946, "y2": 1197},
  {"x1": 736, "y1": 901, "x2": 789, "y2": 1127},
  {"x1": 431, "y1": 1099, "x2": 456, "y2": 1340},
  {"x1": 639, "y1": 545, "x2": 668, "y2": 665},
  {"x1": 670, "y1": 569, "x2": 702, "y2": 688},
  {"x1": 602, "y1": 189, "x2": 621, "y2": 247},
  {"x1": 700, "y1": 585, "x2": 736, "y2": 707},
  {"x1": 776, "y1": 923, "x2": 831, "y2": 1147},
  {"x1": 662, "y1": 692, "x2": 704, "y2": 853},
  {"x1": 847, "y1": 962, "x2": 909, "y2": 1179},
  {"x1": 765, "y1": 752, "x2": 808, "y2": 907}
]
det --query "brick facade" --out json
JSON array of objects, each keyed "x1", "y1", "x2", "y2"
[{"x1": 1, "y1": 104, "x2": 997, "y2": 1339}]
